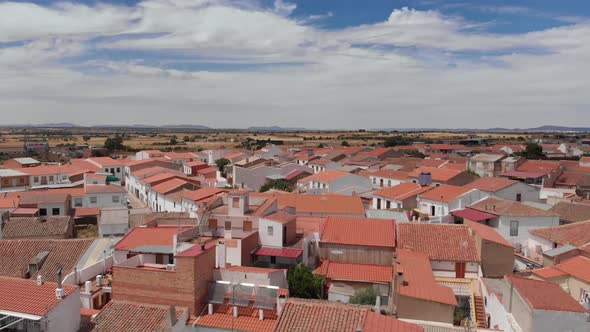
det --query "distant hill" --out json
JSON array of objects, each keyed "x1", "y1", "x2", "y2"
[{"x1": 247, "y1": 126, "x2": 307, "y2": 132}]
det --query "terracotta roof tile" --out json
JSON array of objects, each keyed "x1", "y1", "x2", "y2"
[
  {"x1": 408, "y1": 167, "x2": 464, "y2": 182},
  {"x1": 532, "y1": 266, "x2": 568, "y2": 279},
  {"x1": 529, "y1": 220, "x2": 590, "y2": 246},
  {"x1": 151, "y1": 178, "x2": 189, "y2": 195},
  {"x1": 114, "y1": 226, "x2": 191, "y2": 251},
  {"x1": 418, "y1": 184, "x2": 472, "y2": 203},
  {"x1": 506, "y1": 275, "x2": 586, "y2": 313},
  {"x1": 89, "y1": 300, "x2": 185, "y2": 332},
  {"x1": 274, "y1": 194, "x2": 365, "y2": 215},
  {"x1": 398, "y1": 223, "x2": 479, "y2": 262},
  {"x1": 194, "y1": 300, "x2": 276, "y2": 332},
  {"x1": 298, "y1": 170, "x2": 349, "y2": 183},
  {"x1": 314, "y1": 261, "x2": 393, "y2": 283},
  {"x1": 549, "y1": 202, "x2": 590, "y2": 223},
  {"x1": 374, "y1": 183, "x2": 432, "y2": 200},
  {"x1": 0, "y1": 239, "x2": 93, "y2": 282},
  {"x1": 466, "y1": 220, "x2": 512, "y2": 247},
  {"x1": 396, "y1": 250, "x2": 457, "y2": 306},
  {"x1": 262, "y1": 211, "x2": 296, "y2": 224},
  {"x1": 369, "y1": 169, "x2": 410, "y2": 180},
  {"x1": 0, "y1": 276, "x2": 77, "y2": 316},
  {"x1": 321, "y1": 216, "x2": 396, "y2": 248},
  {"x1": 363, "y1": 310, "x2": 423, "y2": 332},
  {"x1": 470, "y1": 197, "x2": 558, "y2": 217},
  {"x1": 2, "y1": 216, "x2": 73, "y2": 239},
  {"x1": 534, "y1": 255, "x2": 590, "y2": 283},
  {"x1": 181, "y1": 187, "x2": 225, "y2": 203},
  {"x1": 517, "y1": 160, "x2": 560, "y2": 173},
  {"x1": 464, "y1": 177, "x2": 518, "y2": 192},
  {"x1": 273, "y1": 299, "x2": 366, "y2": 332}
]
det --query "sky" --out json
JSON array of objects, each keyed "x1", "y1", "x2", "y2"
[{"x1": 0, "y1": 0, "x2": 589, "y2": 129}]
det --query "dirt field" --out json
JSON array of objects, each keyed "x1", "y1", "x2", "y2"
[{"x1": 0, "y1": 128, "x2": 532, "y2": 154}]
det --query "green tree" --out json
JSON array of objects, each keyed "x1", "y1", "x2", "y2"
[
  {"x1": 169, "y1": 137, "x2": 178, "y2": 145},
  {"x1": 341, "y1": 140, "x2": 350, "y2": 147},
  {"x1": 260, "y1": 179, "x2": 293, "y2": 193},
  {"x1": 524, "y1": 143, "x2": 543, "y2": 159},
  {"x1": 287, "y1": 263, "x2": 323, "y2": 299},
  {"x1": 82, "y1": 135, "x2": 91, "y2": 142},
  {"x1": 215, "y1": 158, "x2": 231, "y2": 173},
  {"x1": 104, "y1": 136, "x2": 125, "y2": 152},
  {"x1": 349, "y1": 286, "x2": 379, "y2": 305}
]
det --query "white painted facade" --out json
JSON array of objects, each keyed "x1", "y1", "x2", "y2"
[
  {"x1": 258, "y1": 218, "x2": 285, "y2": 248},
  {"x1": 417, "y1": 190, "x2": 489, "y2": 218},
  {"x1": 369, "y1": 175, "x2": 406, "y2": 188},
  {"x1": 430, "y1": 260, "x2": 479, "y2": 279}
]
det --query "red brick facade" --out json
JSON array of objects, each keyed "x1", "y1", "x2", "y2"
[{"x1": 112, "y1": 246, "x2": 216, "y2": 315}]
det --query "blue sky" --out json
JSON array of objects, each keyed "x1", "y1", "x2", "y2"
[{"x1": 0, "y1": 0, "x2": 588, "y2": 128}]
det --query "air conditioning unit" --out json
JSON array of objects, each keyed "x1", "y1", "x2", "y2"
[{"x1": 55, "y1": 288, "x2": 65, "y2": 299}]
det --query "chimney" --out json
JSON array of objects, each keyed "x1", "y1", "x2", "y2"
[
  {"x1": 208, "y1": 303, "x2": 214, "y2": 315},
  {"x1": 55, "y1": 267, "x2": 64, "y2": 300},
  {"x1": 233, "y1": 306, "x2": 238, "y2": 318},
  {"x1": 493, "y1": 205, "x2": 496, "y2": 212},
  {"x1": 96, "y1": 274, "x2": 103, "y2": 287},
  {"x1": 36, "y1": 275, "x2": 44, "y2": 286},
  {"x1": 84, "y1": 280, "x2": 92, "y2": 293},
  {"x1": 259, "y1": 309, "x2": 264, "y2": 320},
  {"x1": 166, "y1": 306, "x2": 177, "y2": 327},
  {"x1": 418, "y1": 172, "x2": 432, "y2": 186}
]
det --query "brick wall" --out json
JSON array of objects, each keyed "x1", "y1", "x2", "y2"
[{"x1": 112, "y1": 246, "x2": 216, "y2": 315}]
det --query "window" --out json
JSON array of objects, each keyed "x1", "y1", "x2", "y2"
[
  {"x1": 270, "y1": 256, "x2": 276, "y2": 264},
  {"x1": 387, "y1": 180, "x2": 391, "y2": 187},
  {"x1": 74, "y1": 198, "x2": 83, "y2": 207},
  {"x1": 39, "y1": 208, "x2": 47, "y2": 216},
  {"x1": 516, "y1": 193, "x2": 522, "y2": 202},
  {"x1": 33, "y1": 177, "x2": 39, "y2": 183},
  {"x1": 49, "y1": 176, "x2": 54, "y2": 182},
  {"x1": 19, "y1": 177, "x2": 25, "y2": 184},
  {"x1": 90, "y1": 196, "x2": 97, "y2": 204},
  {"x1": 510, "y1": 220, "x2": 519, "y2": 236},
  {"x1": 431, "y1": 205, "x2": 436, "y2": 216},
  {"x1": 112, "y1": 196, "x2": 120, "y2": 203},
  {"x1": 372, "y1": 178, "x2": 376, "y2": 184},
  {"x1": 267, "y1": 225, "x2": 274, "y2": 236},
  {"x1": 52, "y1": 208, "x2": 60, "y2": 215},
  {"x1": 232, "y1": 197, "x2": 240, "y2": 208},
  {"x1": 225, "y1": 221, "x2": 232, "y2": 230},
  {"x1": 116, "y1": 168, "x2": 120, "y2": 173}
]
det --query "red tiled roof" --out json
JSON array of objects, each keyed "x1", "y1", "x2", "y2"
[
  {"x1": 398, "y1": 223, "x2": 479, "y2": 262},
  {"x1": 0, "y1": 276, "x2": 77, "y2": 316},
  {"x1": 532, "y1": 266, "x2": 568, "y2": 279},
  {"x1": 470, "y1": 197, "x2": 558, "y2": 217},
  {"x1": 500, "y1": 170, "x2": 546, "y2": 179},
  {"x1": 529, "y1": 220, "x2": 590, "y2": 246},
  {"x1": 369, "y1": 169, "x2": 410, "y2": 180},
  {"x1": 418, "y1": 184, "x2": 471, "y2": 203},
  {"x1": 85, "y1": 184, "x2": 128, "y2": 194},
  {"x1": 466, "y1": 221, "x2": 512, "y2": 247},
  {"x1": 396, "y1": 250, "x2": 457, "y2": 306},
  {"x1": 363, "y1": 311, "x2": 423, "y2": 332},
  {"x1": 464, "y1": 177, "x2": 518, "y2": 192},
  {"x1": 195, "y1": 300, "x2": 276, "y2": 332},
  {"x1": 262, "y1": 211, "x2": 296, "y2": 224},
  {"x1": 141, "y1": 172, "x2": 178, "y2": 185},
  {"x1": 87, "y1": 157, "x2": 123, "y2": 167},
  {"x1": 284, "y1": 169, "x2": 309, "y2": 181},
  {"x1": 89, "y1": 300, "x2": 185, "y2": 332},
  {"x1": 418, "y1": 159, "x2": 448, "y2": 168},
  {"x1": 549, "y1": 202, "x2": 590, "y2": 223},
  {"x1": 506, "y1": 275, "x2": 586, "y2": 313},
  {"x1": 18, "y1": 164, "x2": 90, "y2": 176},
  {"x1": 314, "y1": 260, "x2": 393, "y2": 284},
  {"x1": 197, "y1": 167, "x2": 217, "y2": 175},
  {"x1": 452, "y1": 208, "x2": 497, "y2": 222},
  {"x1": 537, "y1": 255, "x2": 590, "y2": 283},
  {"x1": 374, "y1": 183, "x2": 432, "y2": 200},
  {"x1": 114, "y1": 226, "x2": 191, "y2": 251},
  {"x1": 223, "y1": 265, "x2": 285, "y2": 274},
  {"x1": 74, "y1": 207, "x2": 100, "y2": 217},
  {"x1": 256, "y1": 247, "x2": 302, "y2": 258},
  {"x1": 2, "y1": 216, "x2": 73, "y2": 239},
  {"x1": 0, "y1": 239, "x2": 93, "y2": 282},
  {"x1": 275, "y1": 193, "x2": 365, "y2": 215},
  {"x1": 151, "y1": 178, "x2": 188, "y2": 195},
  {"x1": 181, "y1": 187, "x2": 225, "y2": 203},
  {"x1": 441, "y1": 162, "x2": 467, "y2": 171},
  {"x1": 9, "y1": 207, "x2": 39, "y2": 215},
  {"x1": 517, "y1": 160, "x2": 560, "y2": 173},
  {"x1": 321, "y1": 216, "x2": 396, "y2": 248},
  {"x1": 408, "y1": 167, "x2": 463, "y2": 182},
  {"x1": 273, "y1": 299, "x2": 367, "y2": 332},
  {"x1": 298, "y1": 170, "x2": 349, "y2": 183}
]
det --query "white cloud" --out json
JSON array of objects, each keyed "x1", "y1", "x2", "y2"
[
  {"x1": 273, "y1": 0, "x2": 296, "y2": 17},
  {"x1": 0, "y1": 3, "x2": 588, "y2": 128}
]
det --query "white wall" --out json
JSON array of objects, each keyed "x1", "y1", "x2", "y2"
[
  {"x1": 497, "y1": 216, "x2": 559, "y2": 253},
  {"x1": 531, "y1": 309, "x2": 590, "y2": 332},
  {"x1": 486, "y1": 291, "x2": 514, "y2": 332},
  {"x1": 47, "y1": 288, "x2": 81, "y2": 332},
  {"x1": 258, "y1": 218, "x2": 283, "y2": 247}
]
